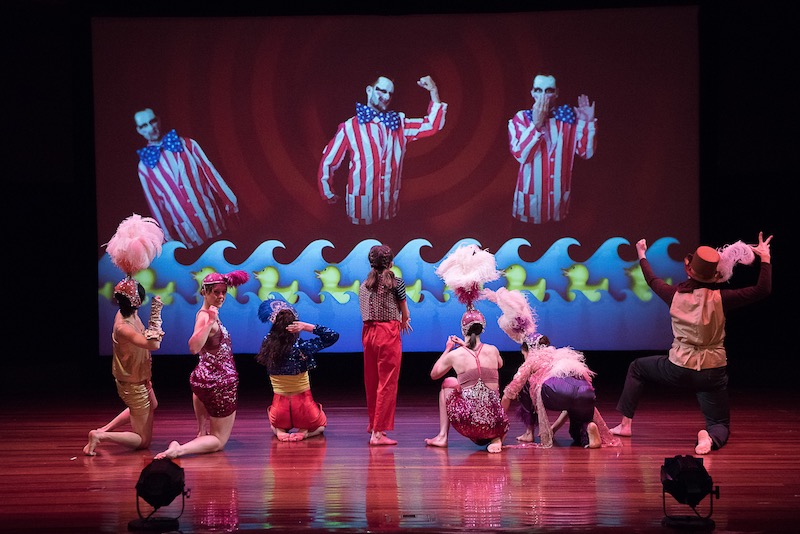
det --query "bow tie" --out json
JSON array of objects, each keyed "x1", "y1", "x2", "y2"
[
  {"x1": 137, "y1": 129, "x2": 184, "y2": 168},
  {"x1": 356, "y1": 103, "x2": 400, "y2": 131},
  {"x1": 524, "y1": 104, "x2": 576, "y2": 125}
]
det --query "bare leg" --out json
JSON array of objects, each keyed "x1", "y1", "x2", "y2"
[
  {"x1": 695, "y1": 429, "x2": 713, "y2": 455},
  {"x1": 97, "y1": 408, "x2": 130, "y2": 433},
  {"x1": 424, "y1": 385, "x2": 454, "y2": 448},
  {"x1": 84, "y1": 395, "x2": 155, "y2": 455},
  {"x1": 97, "y1": 384, "x2": 157, "y2": 433},
  {"x1": 193, "y1": 394, "x2": 210, "y2": 437},
  {"x1": 610, "y1": 416, "x2": 632, "y2": 437},
  {"x1": 552, "y1": 410, "x2": 568, "y2": 432},
  {"x1": 155, "y1": 411, "x2": 236, "y2": 459}
]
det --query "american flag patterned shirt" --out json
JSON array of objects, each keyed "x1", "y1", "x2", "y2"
[
  {"x1": 318, "y1": 102, "x2": 447, "y2": 225},
  {"x1": 508, "y1": 106, "x2": 596, "y2": 223},
  {"x1": 137, "y1": 133, "x2": 239, "y2": 248}
]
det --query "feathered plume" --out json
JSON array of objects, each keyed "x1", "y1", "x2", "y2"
[
  {"x1": 435, "y1": 244, "x2": 502, "y2": 307},
  {"x1": 224, "y1": 270, "x2": 249, "y2": 287},
  {"x1": 483, "y1": 287, "x2": 538, "y2": 344},
  {"x1": 716, "y1": 240, "x2": 755, "y2": 283},
  {"x1": 105, "y1": 214, "x2": 165, "y2": 275},
  {"x1": 203, "y1": 270, "x2": 250, "y2": 288}
]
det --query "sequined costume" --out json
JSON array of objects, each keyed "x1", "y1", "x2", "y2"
[
  {"x1": 446, "y1": 344, "x2": 509, "y2": 446},
  {"x1": 112, "y1": 316, "x2": 153, "y2": 416},
  {"x1": 259, "y1": 325, "x2": 339, "y2": 430},
  {"x1": 190, "y1": 320, "x2": 238, "y2": 418},
  {"x1": 503, "y1": 345, "x2": 620, "y2": 448}
]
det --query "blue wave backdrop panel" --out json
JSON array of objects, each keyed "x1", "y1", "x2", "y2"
[{"x1": 97, "y1": 237, "x2": 684, "y2": 355}]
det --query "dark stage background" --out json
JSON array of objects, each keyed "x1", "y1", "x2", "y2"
[{"x1": 6, "y1": 1, "x2": 793, "y2": 400}]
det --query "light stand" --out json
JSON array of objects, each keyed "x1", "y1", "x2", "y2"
[
  {"x1": 128, "y1": 458, "x2": 191, "y2": 532},
  {"x1": 661, "y1": 455, "x2": 719, "y2": 530}
]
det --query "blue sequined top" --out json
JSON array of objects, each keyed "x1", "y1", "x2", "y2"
[{"x1": 263, "y1": 325, "x2": 339, "y2": 376}]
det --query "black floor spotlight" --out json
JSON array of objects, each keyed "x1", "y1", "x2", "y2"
[
  {"x1": 128, "y1": 458, "x2": 191, "y2": 532},
  {"x1": 661, "y1": 455, "x2": 720, "y2": 530}
]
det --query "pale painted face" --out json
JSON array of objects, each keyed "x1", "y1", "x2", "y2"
[
  {"x1": 366, "y1": 77, "x2": 394, "y2": 111},
  {"x1": 531, "y1": 75, "x2": 558, "y2": 104},
  {"x1": 134, "y1": 108, "x2": 162, "y2": 143}
]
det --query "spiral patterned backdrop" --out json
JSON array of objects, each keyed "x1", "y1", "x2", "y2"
[{"x1": 93, "y1": 7, "x2": 700, "y2": 353}]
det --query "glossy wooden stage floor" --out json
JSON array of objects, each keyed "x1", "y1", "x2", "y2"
[{"x1": 2, "y1": 375, "x2": 799, "y2": 534}]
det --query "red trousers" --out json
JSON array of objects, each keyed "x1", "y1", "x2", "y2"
[
  {"x1": 362, "y1": 321, "x2": 402, "y2": 432},
  {"x1": 268, "y1": 390, "x2": 327, "y2": 431}
]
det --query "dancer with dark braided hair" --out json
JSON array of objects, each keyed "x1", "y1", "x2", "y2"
[{"x1": 359, "y1": 244, "x2": 411, "y2": 446}]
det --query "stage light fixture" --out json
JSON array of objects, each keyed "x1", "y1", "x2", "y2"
[
  {"x1": 128, "y1": 458, "x2": 191, "y2": 532},
  {"x1": 660, "y1": 454, "x2": 719, "y2": 530}
]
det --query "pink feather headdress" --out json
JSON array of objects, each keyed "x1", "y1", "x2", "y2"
[
  {"x1": 105, "y1": 214, "x2": 165, "y2": 276},
  {"x1": 202, "y1": 270, "x2": 249, "y2": 288},
  {"x1": 482, "y1": 287, "x2": 539, "y2": 345},
  {"x1": 435, "y1": 244, "x2": 501, "y2": 309}
]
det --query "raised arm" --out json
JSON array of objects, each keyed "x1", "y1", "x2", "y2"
[
  {"x1": 417, "y1": 75, "x2": 440, "y2": 104},
  {"x1": 116, "y1": 320, "x2": 162, "y2": 351},
  {"x1": 430, "y1": 336, "x2": 461, "y2": 380},
  {"x1": 188, "y1": 306, "x2": 217, "y2": 354}
]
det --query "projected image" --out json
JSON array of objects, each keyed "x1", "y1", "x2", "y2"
[
  {"x1": 94, "y1": 7, "x2": 699, "y2": 355},
  {"x1": 133, "y1": 107, "x2": 240, "y2": 249}
]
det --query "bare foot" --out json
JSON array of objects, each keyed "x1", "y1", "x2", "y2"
[
  {"x1": 287, "y1": 431, "x2": 306, "y2": 442},
  {"x1": 83, "y1": 430, "x2": 100, "y2": 456},
  {"x1": 370, "y1": 433, "x2": 397, "y2": 446},
  {"x1": 695, "y1": 430, "x2": 713, "y2": 455},
  {"x1": 487, "y1": 437, "x2": 503, "y2": 453},
  {"x1": 154, "y1": 441, "x2": 181, "y2": 460},
  {"x1": 516, "y1": 430, "x2": 534, "y2": 442},
  {"x1": 424, "y1": 435, "x2": 448, "y2": 448},
  {"x1": 275, "y1": 429, "x2": 292, "y2": 442},
  {"x1": 609, "y1": 423, "x2": 631, "y2": 437},
  {"x1": 586, "y1": 422, "x2": 601, "y2": 449}
]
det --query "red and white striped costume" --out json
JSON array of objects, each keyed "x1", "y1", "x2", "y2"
[
  {"x1": 318, "y1": 102, "x2": 447, "y2": 225},
  {"x1": 137, "y1": 136, "x2": 238, "y2": 248},
  {"x1": 508, "y1": 110, "x2": 596, "y2": 223}
]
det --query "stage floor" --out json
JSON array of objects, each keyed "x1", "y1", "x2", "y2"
[{"x1": 2, "y1": 377, "x2": 799, "y2": 533}]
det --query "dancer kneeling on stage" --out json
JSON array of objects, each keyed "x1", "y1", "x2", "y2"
[{"x1": 255, "y1": 300, "x2": 340, "y2": 442}]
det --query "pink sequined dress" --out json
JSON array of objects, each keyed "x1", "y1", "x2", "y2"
[
  {"x1": 446, "y1": 344, "x2": 509, "y2": 446},
  {"x1": 190, "y1": 321, "x2": 238, "y2": 418}
]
